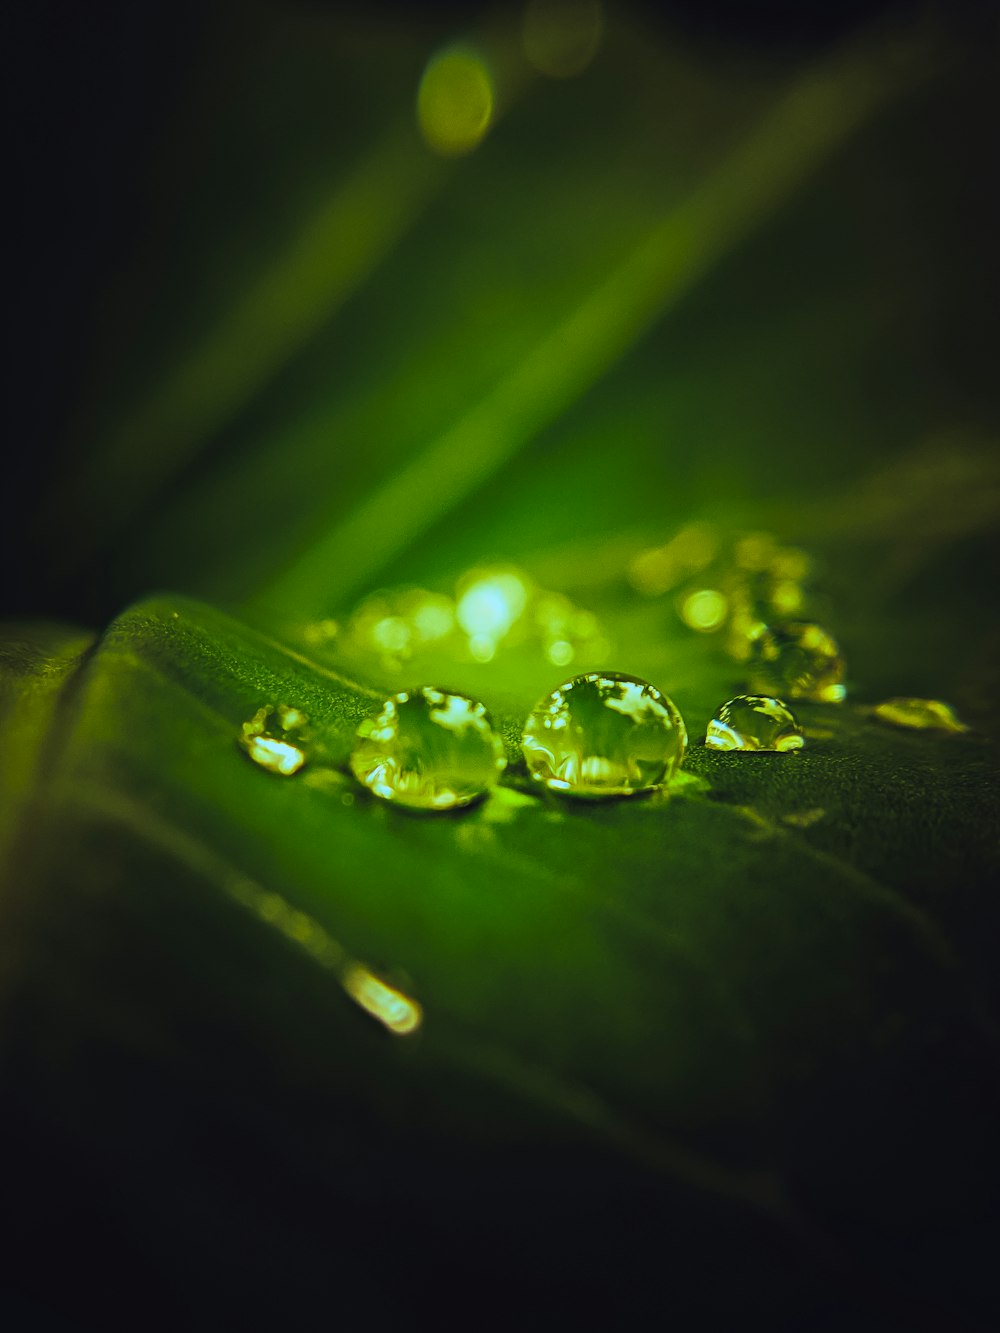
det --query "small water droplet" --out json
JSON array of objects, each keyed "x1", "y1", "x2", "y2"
[
  {"x1": 349, "y1": 687, "x2": 506, "y2": 810},
  {"x1": 705, "y1": 695, "x2": 805, "y2": 753},
  {"x1": 342, "y1": 964, "x2": 422, "y2": 1035},
  {"x1": 238, "y1": 704, "x2": 309, "y2": 776},
  {"x1": 521, "y1": 672, "x2": 687, "y2": 799},
  {"x1": 872, "y1": 697, "x2": 968, "y2": 732},
  {"x1": 748, "y1": 622, "x2": 846, "y2": 702}
]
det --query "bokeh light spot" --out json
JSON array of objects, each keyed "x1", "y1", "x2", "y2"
[
  {"x1": 523, "y1": 0, "x2": 603, "y2": 79},
  {"x1": 681, "y1": 588, "x2": 728, "y2": 632},
  {"x1": 417, "y1": 47, "x2": 494, "y2": 157}
]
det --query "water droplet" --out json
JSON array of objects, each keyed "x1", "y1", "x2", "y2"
[
  {"x1": 238, "y1": 704, "x2": 309, "y2": 775},
  {"x1": 748, "y1": 622, "x2": 846, "y2": 702},
  {"x1": 342, "y1": 965, "x2": 422, "y2": 1036},
  {"x1": 705, "y1": 695, "x2": 804, "y2": 752},
  {"x1": 349, "y1": 687, "x2": 506, "y2": 810},
  {"x1": 521, "y1": 672, "x2": 687, "y2": 799},
  {"x1": 872, "y1": 697, "x2": 968, "y2": 732}
]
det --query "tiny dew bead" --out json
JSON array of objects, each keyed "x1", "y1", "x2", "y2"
[{"x1": 705, "y1": 695, "x2": 804, "y2": 752}]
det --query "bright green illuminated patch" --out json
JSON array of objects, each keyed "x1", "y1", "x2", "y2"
[
  {"x1": 417, "y1": 47, "x2": 494, "y2": 157},
  {"x1": 350, "y1": 687, "x2": 506, "y2": 811},
  {"x1": 681, "y1": 588, "x2": 728, "y2": 632},
  {"x1": 457, "y1": 566, "x2": 530, "y2": 639},
  {"x1": 748, "y1": 622, "x2": 846, "y2": 703},
  {"x1": 522, "y1": 672, "x2": 687, "y2": 799},
  {"x1": 342, "y1": 965, "x2": 422, "y2": 1036},
  {"x1": 872, "y1": 698, "x2": 968, "y2": 732},
  {"x1": 705, "y1": 695, "x2": 804, "y2": 753},
  {"x1": 523, "y1": 0, "x2": 603, "y2": 79}
]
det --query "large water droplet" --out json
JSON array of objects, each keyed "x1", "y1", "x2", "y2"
[
  {"x1": 238, "y1": 704, "x2": 309, "y2": 776},
  {"x1": 748, "y1": 621, "x2": 846, "y2": 702},
  {"x1": 349, "y1": 687, "x2": 506, "y2": 810},
  {"x1": 872, "y1": 697, "x2": 968, "y2": 732},
  {"x1": 521, "y1": 672, "x2": 686, "y2": 799},
  {"x1": 705, "y1": 695, "x2": 804, "y2": 752}
]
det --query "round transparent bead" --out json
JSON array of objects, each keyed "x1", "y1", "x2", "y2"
[
  {"x1": 238, "y1": 704, "x2": 309, "y2": 776},
  {"x1": 521, "y1": 671, "x2": 686, "y2": 799},
  {"x1": 349, "y1": 687, "x2": 506, "y2": 810},
  {"x1": 705, "y1": 695, "x2": 804, "y2": 752},
  {"x1": 748, "y1": 621, "x2": 845, "y2": 702}
]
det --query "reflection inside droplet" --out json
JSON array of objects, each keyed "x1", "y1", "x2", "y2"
[
  {"x1": 522, "y1": 671, "x2": 687, "y2": 798},
  {"x1": 350, "y1": 687, "x2": 507, "y2": 810}
]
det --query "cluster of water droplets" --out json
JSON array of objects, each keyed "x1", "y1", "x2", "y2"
[
  {"x1": 242, "y1": 529, "x2": 970, "y2": 810},
  {"x1": 629, "y1": 525, "x2": 824, "y2": 662}
]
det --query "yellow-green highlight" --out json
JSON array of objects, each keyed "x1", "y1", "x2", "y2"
[
  {"x1": 682, "y1": 589, "x2": 727, "y2": 632},
  {"x1": 417, "y1": 47, "x2": 494, "y2": 156},
  {"x1": 226, "y1": 877, "x2": 421, "y2": 1035},
  {"x1": 341, "y1": 965, "x2": 423, "y2": 1035},
  {"x1": 872, "y1": 698, "x2": 968, "y2": 732}
]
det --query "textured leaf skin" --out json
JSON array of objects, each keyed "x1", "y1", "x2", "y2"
[{"x1": 2, "y1": 598, "x2": 998, "y2": 1329}]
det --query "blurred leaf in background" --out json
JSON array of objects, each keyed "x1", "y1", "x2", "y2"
[{"x1": 3, "y1": 0, "x2": 999, "y2": 1327}]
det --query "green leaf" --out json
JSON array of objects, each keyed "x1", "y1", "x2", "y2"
[{"x1": 3, "y1": 596, "x2": 997, "y2": 1326}]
